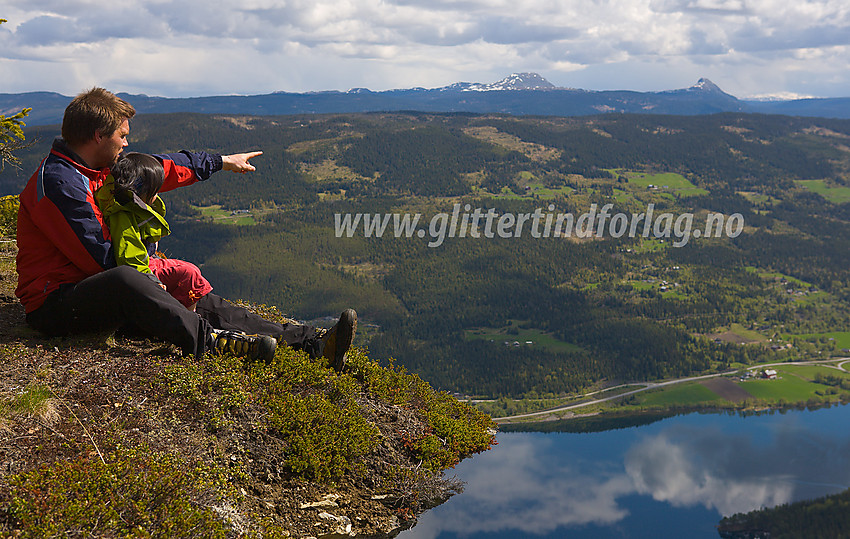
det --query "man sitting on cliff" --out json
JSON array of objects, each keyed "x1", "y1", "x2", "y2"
[{"x1": 15, "y1": 87, "x2": 355, "y2": 370}]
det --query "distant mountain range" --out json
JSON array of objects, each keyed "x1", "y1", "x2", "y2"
[{"x1": 3, "y1": 73, "x2": 849, "y2": 126}]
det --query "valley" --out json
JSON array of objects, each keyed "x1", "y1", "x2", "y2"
[{"x1": 4, "y1": 110, "x2": 850, "y2": 406}]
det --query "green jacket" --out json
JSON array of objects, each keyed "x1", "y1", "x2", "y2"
[{"x1": 94, "y1": 174, "x2": 170, "y2": 280}]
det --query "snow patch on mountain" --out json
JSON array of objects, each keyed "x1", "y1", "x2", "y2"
[{"x1": 460, "y1": 73, "x2": 557, "y2": 92}]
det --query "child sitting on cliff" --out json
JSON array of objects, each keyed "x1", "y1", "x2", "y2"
[{"x1": 95, "y1": 152, "x2": 212, "y2": 311}]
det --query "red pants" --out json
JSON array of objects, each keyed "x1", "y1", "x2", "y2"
[{"x1": 149, "y1": 257, "x2": 212, "y2": 309}]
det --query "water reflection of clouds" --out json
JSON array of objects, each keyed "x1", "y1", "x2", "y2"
[
  {"x1": 404, "y1": 415, "x2": 850, "y2": 538},
  {"x1": 625, "y1": 427, "x2": 795, "y2": 516},
  {"x1": 626, "y1": 421, "x2": 850, "y2": 515},
  {"x1": 408, "y1": 435, "x2": 634, "y2": 539}
]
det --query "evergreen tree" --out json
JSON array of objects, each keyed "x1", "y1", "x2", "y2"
[{"x1": 0, "y1": 19, "x2": 31, "y2": 171}]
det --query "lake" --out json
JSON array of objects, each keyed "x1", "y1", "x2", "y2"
[{"x1": 399, "y1": 405, "x2": 850, "y2": 538}]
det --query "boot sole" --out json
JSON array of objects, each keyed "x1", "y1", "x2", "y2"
[{"x1": 331, "y1": 309, "x2": 357, "y2": 372}]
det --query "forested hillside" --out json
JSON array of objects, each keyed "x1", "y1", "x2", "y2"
[
  {"x1": 719, "y1": 489, "x2": 850, "y2": 538},
  {"x1": 4, "y1": 111, "x2": 850, "y2": 398}
]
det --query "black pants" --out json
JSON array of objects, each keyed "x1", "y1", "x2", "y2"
[
  {"x1": 26, "y1": 266, "x2": 318, "y2": 357},
  {"x1": 195, "y1": 293, "x2": 318, "y2": 353}
]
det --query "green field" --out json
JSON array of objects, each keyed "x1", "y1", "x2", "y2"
[
  {"x1": 611, "y1": 364, "x2": 850, "y2": 411},
  {"x1": 741, "y1": 365, "x2": 850, "y2": 402},
  {"x1": 746, "y1": 266, "x2": 811, "y2": 287},
  {"x1": 526, "y1": 184, "x2": 576, "y2": 199},
  {"x1": 661, "y1": 289, "x2": 687, "y2": 300},
  {"x1": 622, "y1": 171, "x2": 709, "y2": 196},
  {"x1": 737, "y1": 191, "x2": 776, "y2": 205},
  {"x1": 636, "y1": 383, "x2": 724, "y2": 406},
  {"x1": 783, "y1": 364, "x2": 850, "y2": 381},
  {"x1": 742, "y1": 376, "x2": 820, "y2": 401},
  {"x1": 794, "y1": 291, "x2": 831, "y2": 306},
  {"x1": 795, "y1": 179, "x2": 850, "y2": 204},
  {"x1": 745, "y1": 266, "x2": 830, "y2": 305},
  {"x1": 629, "y1": 237, "x2": 669, "y2": 253},
  {"x1": 629, "y1": 281, "x2": 655, "y2": 291},
  {"x1": 788, "y1": 332, "x2": 850, "y2": 350},
  {"x1": 613, "y1": 188, "x2": 631, "y2": 203},
  {"x1": 477, "y1": 169, "x2": 707, "y2": 201},
  {"x1": 473, "y1": 181, "x2": 575, "y2": 200},
  {"x1": 491, "y1": 360, "x2": 850, "y2": 423},
  {"x1": 465, "y1": 321, "x2": 584, "y2": 354},
  {"x1": 191, "y1": 204, "x2": 258, "y2": 225},
  {"x1": 723, "y1": 323, "x2": 769, "y2": 343}
]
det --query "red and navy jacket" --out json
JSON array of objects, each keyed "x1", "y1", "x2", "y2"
[{"x1": 15, "y1": 138, "x2": 222, "y2": 313}]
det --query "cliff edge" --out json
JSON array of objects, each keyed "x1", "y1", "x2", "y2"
[{"x1": 0, "y1": 198, "x2": 495, "y2": 538}]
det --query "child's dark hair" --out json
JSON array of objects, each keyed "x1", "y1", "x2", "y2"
[{"x1": 111, "y1": 152, "x2": 164, "y2": 203}]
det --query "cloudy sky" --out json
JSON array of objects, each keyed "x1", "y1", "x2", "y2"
[{"x1": 1, "y1": 0, "x2": 849, "y2": 99}]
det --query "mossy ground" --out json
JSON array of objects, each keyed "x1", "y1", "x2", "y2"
[{"x1": 0, "y1": 223, "x2": 495, "y2": 537}]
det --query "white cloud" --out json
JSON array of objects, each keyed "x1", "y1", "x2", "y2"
[{"x1": 1, "y1": 0, "x2": 849, "y2": 96}]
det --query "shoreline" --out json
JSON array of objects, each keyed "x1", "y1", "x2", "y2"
[
  {"x1": 497, "y1": 401, "x2": 850, "y2": 433},
  {"x1": 488, "y1": 357, "x2": 850, "y2": 426}
]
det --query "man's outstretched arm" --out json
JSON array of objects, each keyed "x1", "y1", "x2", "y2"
[{"x1": 155, "y1": 150, "x2": 263, "y2": 193}]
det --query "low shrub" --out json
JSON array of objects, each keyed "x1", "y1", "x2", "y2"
[
  {"x1": 4, "y1": 445, "x2": 229, "y2": 538},
  {"x1": 0, "y1": 195, "x2": 17, "y2": 237}
]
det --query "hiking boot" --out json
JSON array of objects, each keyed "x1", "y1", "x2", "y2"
[
  {"x1": 317, "y1": 309, "x2": 357, "y2": 372},
  {"x1": 209, "y1": 329, "x2": 277, "y2": 363}
]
